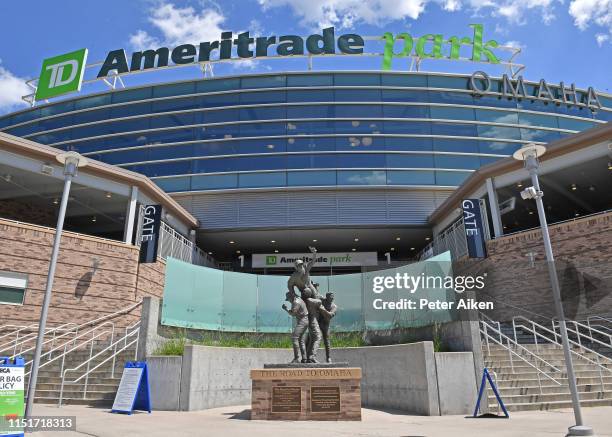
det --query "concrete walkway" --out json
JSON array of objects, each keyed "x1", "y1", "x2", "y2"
[{"x1": 31, "y1": 404, "x2": 612, "y2": 437}]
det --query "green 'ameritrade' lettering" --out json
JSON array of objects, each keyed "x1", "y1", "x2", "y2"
[{"x1": 381, "y1": 24, "x2": 499, "y2": 70}]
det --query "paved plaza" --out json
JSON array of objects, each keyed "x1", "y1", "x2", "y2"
[{"x1": 31, "y1": 404, "x2": 612, "y2": 437}]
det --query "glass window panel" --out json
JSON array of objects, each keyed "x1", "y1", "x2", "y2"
[
  {"x1": 109, "y1": 102, "x2": 150, "y2": 119},
  {"x1": 151, "y1": 97, "x2": 198, "y2": 113},
  {"x1": 195, "y1": 141, "x2": 236, "y2": 156},
  {"x1": 150, "y1": 144, "x2": 195, "y2": 160},
  {"x1": 383, "y1": 120, "x2": 431, "y2": 134},
  {"x1": 199, "y1": 93, "x2": 240, "y2": 107},
  {"x1": 435, "y1": 154, "x2": 481, "y2": 169},
  {"x1": 387, "y1": 170, "x2": 435, "y2": 185},
  {"x1": 134, "y1": 160, "x2": 192, "y2": 177},
  {"x1": 335, "y1": 120, "x2": 380, "y2": 134},
  {"x1": 154, "y1": 176, "x2": 191, "y2": 192},
  {"x1": 74, "y1": 94, "x2": 111, "y2": 110},
  {"x1": 479, "y1": 141, "x2": 519, "y2": 155},
  {"x1": 433, "y1": 138, "x2": 479, "y2": 152},
  {"x1": 430, "y1": 106, "x2": 475, "y2": 120},
  {"x1": 31, "y1": 131, "x2": 71, "y2": 144},
  {"x1": 287, "y1": 89, "x2": 333, "y2": 102},
  {"x1": 191, "y1": 173, "x2": 238, "y2": 190},
  {"x1": 239, "y1": 121, "x2": 286, "y2": 137},
  {"x1": 334, "y1": 73, "x2": 381, "y2": 86},
  {"x1": 557, "y1": 117, "x2": 597, "y2": 131},
  {"x1": 8, "y1": 110, "x2": 38, "y2": 126},
  {"x1": 598, "y1": 95, "x2": 612, "y2": 108},
  {"x1": 556, "y1": 104, "x2": 595, "y2": 118},
  {"x1": 385, "y1": 137, "x2": 432, "y2": 151},
  {"x1": 239, "y1": 91, "x2": 286, "y2": 104},
  {"x1": 386, "y1": 154, "x2": 434, "y2": 168},
  {"x1": 428, "y1": 91, "x2": 474, "y2": 105},
  {"x1": 241, "y1": 75, "x2": 286, "y2": 89},
  {"x1": 288, "y1": 171, "x2": 336, "y2": 186},
  {"x1": 39, "y1": 101, "x2": 75, "y2": 117},
  {"x1": 335, "y1": 136, "x2": 384, "y2": 150},
  {"x1": 109, "y1": 118, "x2": 151, "y2": 134},
  {"x1": 334, "y1": 89, "x2": 380, "y2": 102},
  {"x1": 335, "y1": 104, "x2": 382, "y2": 117},
  {"x1": 473, "y1": 94, "x2": 517, "y2": 108},
  {"x1": 0, "y1": 115, "x2": 11, "y2": 129},
  {"x1": 194, "y1": 158, "x2": 237, "y2": 173},
  {"x1": 287, "y1": 105, "x2": 334, "y2": 118},
  {"x1": 381, "y1": 74, "x2": 427, "y2": 87},
  {"x1": 518, "y1": 112, "x2": 559, "y2": 128},
  {"x1": 287, "y1": 137, "x2": 336, "y2": 152},
  {"x1": 196, "y1": 78, "x2": 240, "y2": 92},
  {"x1": 150, "y1": 113, "x2": 194, "y2": 128},
  {"x1": 291, "y1": 120, "x2": 334, "y2": 135},
  {"x1": 427, "y1": 75, "x2": 470, "y2": 90},
  {"x1": 239, "y1": 172, "x2": 286, "y2": 187},
  {"x1": 6, "y1": 123, "x2": 42, "y2": 136},
  {"x1": 234, "y1": 155, "x2": 287, "y2": 171},
  {"x1": 199, "y1": 124, "x2": 237, "y2": 140},
  {"x1": 147, "y1": 128, "x2": 195, "y2": 143},
  {"x1": 99, "y1": 149, "x2": 148, "y2": 164},
  {"x1": 431, "y1": 122, "x2": 477, "y2": 136},
  {"x1": 0, "y1": 286, "x2": 25, "y2": 305},
  {"x1": 287, "y1": 154, "x2": 337, "y2": 169},
  {"x1": 477, "y1": 124, "x2": 521, "y2": 139},
  {"x1": 337, "y1": 170, "x2": 386, "y2": 185},
  {"x1": 112, "y1": 87, "x2": 153, "y2": 103},
  {"x1": 338, "y1": 153, "x2": 387, "y2": 168},
  {"x1": 153, "y1": 82, "x2": 196, "y2": 97},
  {"x1": 435, "y1": 170, "x2": 471, "y2": 186},
  {"x1": 594, "y1": 110, "x2": 612, "y2": 122},
  {"x1": 200, "y1": 108, "x2": 239, "y2": 123},
  {"x1": 383, "y1": 105, "x2": 429, "y2": 118},
  {"x1": 520, "y1": 128, "x2": 561, "y2": 142},
  {"x1": 287, "y1": 74, "x2": 333, "y2": 87},
  {"x1": 239, "y1": 106, "x2": 286, "y2": 120},
  {"x1": 237, "y1": 138, "x2": 286, "y2": 154},
  {"x1": 382, "y1": 89, "x2": 428, "y2": 103},
  {"x1": 475, "y1": 109, "x2": 518, "y2": 124}
]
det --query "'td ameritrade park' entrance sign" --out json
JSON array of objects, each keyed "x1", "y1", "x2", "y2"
[{"x1": 253, "y1": 252, "x2": 378, "y2": 268}]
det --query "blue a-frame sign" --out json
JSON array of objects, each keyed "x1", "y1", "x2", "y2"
[{"x1": 111, "y1": 361, "x2": 151, "y2": 415}]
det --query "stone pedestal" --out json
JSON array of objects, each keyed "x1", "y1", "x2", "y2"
[{"x1": 250, "y1": 365, "x2": 362, "y2": 421}]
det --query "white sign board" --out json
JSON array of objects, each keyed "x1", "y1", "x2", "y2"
[
  {"x1": 111, "y1": 367, "x2": 143, "y2": 412},
  {"x1": 252, "y1": 252, "x2": 378, "y2": 268}
]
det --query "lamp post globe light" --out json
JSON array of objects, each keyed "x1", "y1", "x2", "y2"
[
  {"x1": 24, "y1": 151, "x2": 88, "y2": 418},
  {"x1": 512, "y1": 144, "x2": 594, "y2": 437}
]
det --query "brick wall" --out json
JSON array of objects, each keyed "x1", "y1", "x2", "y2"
[
  {"x1": 459, "y1": 211, "x2": 612, "y2": 322},
  {"x1": 0, "y1": 218, "x2": 166, "y2": 328}
]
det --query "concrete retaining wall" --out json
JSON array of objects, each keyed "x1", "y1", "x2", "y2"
[{"x1": 147, "y1": 343, "x2": 477, "y2": 415}]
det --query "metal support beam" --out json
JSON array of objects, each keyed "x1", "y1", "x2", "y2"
[
  {"x1": 123, "y1": 186, "x2": 138, "y2": 244},
  {"x1": 486, "y1": 178, "x2": 503, "y2": 238}
]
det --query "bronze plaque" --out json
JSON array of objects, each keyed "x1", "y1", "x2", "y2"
[
  {"x1": 271, "y1": 386, "x2": 302, "y2": 413},
  {"x1": 310, "y1": 386, "x2": 341, "y2": 413}
]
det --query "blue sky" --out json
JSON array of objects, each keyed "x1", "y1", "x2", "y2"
[{"x1": 0, "y1": 0, "x2": 610, "y2": 115}]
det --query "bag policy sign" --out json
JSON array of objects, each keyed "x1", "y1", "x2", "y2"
[
  {"x1": 139, "y1": 205, "x2": 162, "y2": 264},
  {"x1": 462, "y1": 199, "x2": 487, "y2": 259}
]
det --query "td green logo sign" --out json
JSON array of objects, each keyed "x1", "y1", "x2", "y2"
[
  {"x1": 266, "y1": 256, "x2": 277, "y2": 265},
  {"x1": 35, "y1": 48, "x2": 88, "y2": 101}
]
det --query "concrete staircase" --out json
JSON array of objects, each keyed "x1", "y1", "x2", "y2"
[
  {"x1": 22, "y1": 343, "x2": 137, "y2": 407},
  {"x1": 483, "y1": 341, "x2": 612, "y2": 412}
]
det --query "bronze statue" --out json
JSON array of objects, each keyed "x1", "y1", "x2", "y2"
[
  {"x1": 318, "y1": 292, "x2": 338, "y2": 363},
  {"x1": 287, "y1": 246, "x2": 317, "y2": 297},
  {"x1": 282, "y1": 290, "x2": 309, "y2": 363},
  {"x1": 302, "y1": 287, "x2": 323, "y2": 363}
]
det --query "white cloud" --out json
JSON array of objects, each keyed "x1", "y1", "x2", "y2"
[
  {"x1": 595, "y1": 32, "x2": 610, "y2": 45},
  {"x1": 443, "y1": 0, "x2": 462, "y2": 10},
  {"x1": 0, "y1": 61, "x2": 30, "y2": 114},
  {"x1": 257, "y1": 0, "x2": 427, "y2": 29},
  {"x1": 503, "y1": 40, "x2": 525, "y2": 50},
  {"x1": 129, "y1": 2, "x2": 227, "y2": 50},
  {"x1": 569, "y1": 0, "x2": 612, "y2": 45}
]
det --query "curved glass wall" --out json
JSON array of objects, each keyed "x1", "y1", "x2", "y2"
[{"x1": 0, "y1": 72, "x2": 608, "y2": 191}]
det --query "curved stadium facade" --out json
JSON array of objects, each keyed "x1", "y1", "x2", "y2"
[{"x1": 1, "y1": 71, "x2": 610, "y2": 260}]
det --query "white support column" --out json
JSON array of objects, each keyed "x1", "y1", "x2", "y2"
[
  {"x1": 123, "y1": 186, "x2": 139, "y2": 244},
  {"x1": 485, "y1": 178, "x2": 503, "y2": 238}
]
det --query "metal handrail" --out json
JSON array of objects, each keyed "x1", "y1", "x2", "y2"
[
  {"x1": 59, "y1": 323, "x2": 140, "y2": 406},
  {"x1": 480, "y1": 321, "x2": 562, "y2": 394},
  {"x1": 552, "y1": 319, "x2": 612, "y2": 349},
  {"x1": 512, "y1": 316, "x2": 612, "y2": 392},
  {"x1": 20, "y1": 322, "x2": 115, "y2": 376},
  {"x1": 0, "y1": 322, "x2": 79, "y2": 356}
]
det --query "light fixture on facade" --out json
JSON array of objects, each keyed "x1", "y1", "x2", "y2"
[
  {"x1": 425, "y1": 237, "x2": 431, "y2": 241},
  {"x1": 105, "y1": 192, "x2": 112, "y2": 198},
  {"x1": 270, "y1": 240, "x2": 276, "y2": 243},
  {"x1": 229, "y1": 240, "x2": 235, "y2": 244},
  {"x1": 352, "y1": 248, "x2": 356, "y2": 251},
  {"x1": 588, "y1": 185, "x2": 596, "y2": 192},
  {"x1": 312, "y1": 239, "x2": 317, "y2": 242},
  {"x1": 410, "y1": 247, "x2": 415, "y2": 250},
  {"x1": 395, "y1": 237, "x2": 401, "y2": 241},
  {"x1": 570, "y1": 183, "x2": 577, "y2": 191},
  {"x1": 53, "y1": 198, "x2": 59, "y2": 205},
  {"x1": 91, "y1": 216, "x2": 97, "y2": 222},
  {"x1": 274, "y1": 250, "x2": 279, "y2": 253},
  {"x1": 390, "y1": 247, "x2": 395, "y2": 251},
  {"x1": 608, "y1": 160, "x2": 612, "y2": 170},
  {"x1": 517, "y1": 181, "x2": 523, "y2": 188},
  {"x1": 236, "y1": 250, "x2": 241, "y2": 254},
  {"x1": 353, "y1": 238, "x2": 359, "y2": 242},
  {"x1": 208, "y1": 252, "x2": 213, "y2": 255}
]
